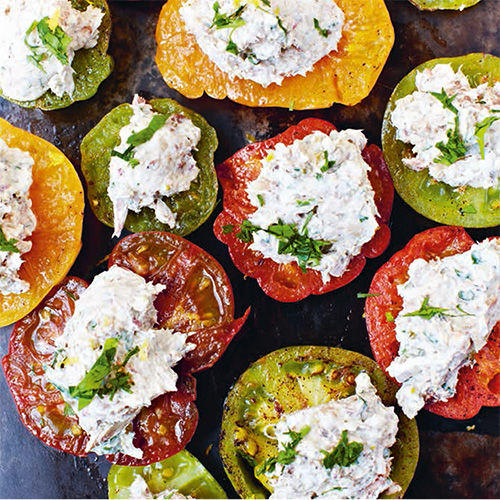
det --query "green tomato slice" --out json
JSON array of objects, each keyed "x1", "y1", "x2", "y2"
[
  {"x1": 382, "y1": 53, "x2": 500, "y2": 228},
  {"x1": 220, "y1": 346, "x2": 419, "y2": 499},
  {"x1": 80, "y1": 98, "x2": 218, "y2": 236},
  {"x1": 408, "y1": 0, "x2": 481, "y2": 11},
  {"x1": 0, "y1": 0, "x2": 113, "y2": 110},
  {"x1": 108, "y1": 449, "x2": 227, "y2": 499}
]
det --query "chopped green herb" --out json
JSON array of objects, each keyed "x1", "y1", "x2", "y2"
[
  {"x1": 64, "y1": 290, "x2": 77, "y2": 302},
  {"x1": 471, "y1": 252, "x2": 481, "y2": 264},
  {"x1": 434, "y1": 117, "x2": 467, "y2": 166},
  {"x1": 429, "y1": 88, "x2": 458, "y2": 115},
  {"x1": 474, "y1": 115, "x2": 500, "y2": 159},
  {"x1": 256, "y1": 426, "x2": 310, "y2": 475},
  {"x1": 211, "y1": 2, "x2": 247, "y2": 29},
  {"x1": 63, "y1": 402, "x2": 75, "y2": 416},
  {"x1": 359, "y1": 216, "x2": 369, "y2": 222},
  {"x1": 357, "y1": 293, "x2": 380, "y2": 298},
  {"x1": 322, "y1": 430, "x2": 364, "y2": 469},
  {"x1": 246, "y1": 52, "x2": 260, "y2": 65},
  {"x1": 127, "y1": 115, "x2": 169, "y2": 148},
  {"x1": 222, "y1": 224, "x2": 235, "y2": 234},
  {"x1": 296, "y1": 198, "x2": 314, "y2": 207},
  {"x1": 257, "y1": 194, "x2": 265, "y2": 206},
  {"x1": 276, "y1": 16, "x2": 287, "y2": 36},
  {"x1": 237, "y1": 449, "x2": 257, "y2": 468},
  {"x1": 455, "y1": 304, "x2": 474, "y2": 316},
  {"x1": 313, "y1": 18, "x2": 329, "y2": 38},
  {"x1": 320, "y1": 151, "x2": 336, "y2": 173},
  {"x1": 404, "y1": 297, "x2": 451, "y2": 320},
  {"x1": 226, "y1": 38, "x2": 239, "y2": 55},
  {"x1": 235, "y1": 219, "x2": 261, "y2": 243},
  {"x1": 0, "y1": 227, "x2": 20, "y2": 254},
  {"x1": 385, "y1": 311, "x2": 394, "y2": 322},
  {"x1": 111, "y1": 144, "x2": 135, "y2": 163},
  {"x1": 261, "y1": 0, "x2": 271, "y2": 5},
  {"x1": 289, "y1": 100, "x2": 295, "y2": 112}
]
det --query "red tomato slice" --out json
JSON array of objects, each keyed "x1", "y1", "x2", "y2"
[
  {"x1": 2, "y1": 232, "x2": 248, "y2": 463},
  {"x1": 365, "y1": 226, "x2": 500, "y2": 419},
  {"x1": 214, "y1": 118, "x2": 394, "y2": 302}
]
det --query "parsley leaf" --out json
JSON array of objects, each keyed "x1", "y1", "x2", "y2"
[
  {"x1": 434, "y1": 117, "x2": 467, "y2": 165},
  {"x1": 474, "y1": 115, "x2": 500, "y2": 159},
  {"x1": 322, "y1": 430, "x2": 363, "y2": 469},
  {"x1": 430, "y1": 88, "x2": 458, "y2": 114},
  {"x1": 25, "y1": 17, "x2": 71, "y2": 67},
  {"x1": 222, "y1": 224, "x2": 235, "y2": 234},
  {"x1": 235, "y1": 219, "x2": 261, "y2": 243},
  {"x1": 313, "y1": 18, "x2": 329, "y2": 38},
  {"x1": 0, "y1": 227, "x2": 20, "y2": 254},
  {"x1": 320, "y1": 151, "x2": 336, "y2": 173},
  {"x1": 403, "y1": 297, "x2": 474, "y2": 320},
  {"x1": 211, "y1": 2, "x2": 247, "y2": 29},
  {"x1": 256, "y1": 426, "x2": 310, "y2": 475}
]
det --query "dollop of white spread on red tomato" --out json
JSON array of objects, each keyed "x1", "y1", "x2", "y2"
[
  {"x1": 264, "y1": 373, "x2": 400, "y2": 499},
  {"x1": 0, "y1": 139, "x2": 37, "y2": 295},
  {"x1": 388, "y1": 238, "x2": 500, "y2": 419},
  {"x1": 245, "y1": 129, "x2": 379, "y2": 282},
  {"x1": 108, "y1": 95, "x2": 201, "y2": 238},
  {"x1": 391, "y1": 64, "x2": 500, "y2": 189},
  {"x1": 128, "y1": 475, "x2": 191, "y2": 500},
  {"x1": 0, "y1": 0, "x2": 104, "y2": 101},
  {"x1": 180, "y1": 0, "x2": 345, "y2": 87},
  {"x1": 45, "y1": 265, "x2": 195, "y2": 458}
]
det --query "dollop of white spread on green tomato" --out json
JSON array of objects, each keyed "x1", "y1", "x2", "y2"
[
  {"x1": 108, "y1": 96, "x2": 201, "y2": 237},
  {"x1": 258, "y1": 373, "x2": 400, "y2": 499},
  {"x1": 388, "y1": 238, "x2": 500, "y2": 419},
  {"x1": 180, "y1": 0, "x2": 344, "y2": 87},
  {"x1": 45, "y1": 265, "x2": 195, "y2": 458},
  {"x1": 0, "y1": 139, "x2": 37, "y2": 295},
  {"x1": 0, "y1": 0, "x2": 104, "y2": 101},
  {"x1": 391, "y1": 64, "x2": 500, "y2": 189},
  {"x1": 228, "y1": 129, "x2": 379, "y2": 282},
  {"x1": 128, "y1": 475, "x2": 191, "y2": 500}
]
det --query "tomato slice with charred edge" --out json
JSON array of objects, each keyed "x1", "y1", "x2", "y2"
[
  {"x1": 214, "y1": 118, "x2": 394, "y2": 302},
  {"x1": 365, "y1": 226, "x2": 500, "y2": 420},
  {"x1": 2, "y1": 232, "x2": 248, "y2": 464}
]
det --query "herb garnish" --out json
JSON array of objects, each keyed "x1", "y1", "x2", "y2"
[
  {"x1": 25, "y1": 16, "x2": 71, "y2": 67},
  {"x1": 222, "y1": 224, "x2": 235, "y2": 234},
  {"x1": 404, "y1": 296, "x2": 475, "y2": 320},
  {"x1": 257, "y1": 194, "x2": 265, "y2": 206},
  {"x1": 321, "y1": 430, "x2": 364, "y2": 469},
  {"x1": 320, "y1": 151, "x2": 336, "y2": 173},
  {"x1": 474, "y1": 115, "x2": 500, "y2": 159},
  {"x1": 211, "y1": 2, "x2": 247, "y2": 29},
  {"x1": 0, "y1": 227, "x2": 20, "y2": 254},
  {"x1": 313, "y1": 18, "x2": 329, "y2": 38},
  {"x1": 256, "y1": 426, "x2": 310, "y2": 475},
  {"x1": 357, "y1": 292, "x2": 380, "y2": 298},
  {"x1": 68, "y1": 339, "x2": 140, "y2": 410},
  {"x1": 430, "y1": 88, "x2": 458, "y2": 114}
]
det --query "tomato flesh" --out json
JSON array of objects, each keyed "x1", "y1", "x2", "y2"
[{"x1": 214, "y1": 118, "x2": 394, "y2": 302}]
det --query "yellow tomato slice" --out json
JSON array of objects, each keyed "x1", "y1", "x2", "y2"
[
  {"x1": 155, "y1": 0, "x2": 394, "y2": 109},
  {"x1": 0, "y1": 119, "x2": 84, "y2": 327}
]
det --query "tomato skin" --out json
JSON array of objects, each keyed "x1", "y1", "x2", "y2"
[
  {"x1": 365, "y1": 226, "x2": 500, "y2": 419},
  {"x1": 214, "y1": 118, "x2": 394, "y2": 302},
  {"x1": 2, "y1": 232, "x2": 248, "y2": 463}
]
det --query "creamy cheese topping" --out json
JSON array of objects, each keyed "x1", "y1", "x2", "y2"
[
  {"x1": 180, "y1": 0, "x2": 344, "y2": 87},
  {"x1": 391, "y1": 64, "x2": 500, "y2": 189},
  {"x1": 45, "y1": 266, "x2": 194, "y2": 458},
  {"x1": 0, "y1": 0, "x2": 104, "y2": 101},
  {"x1": 245, "y1": 129, "x2": 378, "y2": 282},
  {"x1": 128, "y1": 475, "x2": 190, "y2": 499},
  {"x1": 388, "y1": 238, "x2": 500, "y2": 419},
  {"x1": 108, "y1": 95, "x2": 201, "y2": 237},
  {"x1": 265, "y1": 373, "x2": 400, "y2": 499},
  {"x1": 0, "y1": 139, "x2": 37, "y2": 295}
]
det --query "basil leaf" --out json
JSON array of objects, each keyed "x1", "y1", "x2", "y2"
[
  {"x1": 127, "y1": 114, "x2": 169, "y2": 148},
  {"x1": 26, "y1": 17, "x2": 72, "y2": 67}
]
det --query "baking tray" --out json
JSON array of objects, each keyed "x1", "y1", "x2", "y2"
[{"x1": 0, "y1": 1, "x2": 499, "y2": 498}]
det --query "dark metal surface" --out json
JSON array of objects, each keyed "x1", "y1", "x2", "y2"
[{"x1": 0, "y1": 1, "x2": 499, "y2": 498}]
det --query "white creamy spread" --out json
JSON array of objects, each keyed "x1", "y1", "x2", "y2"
[
  {"x1": 0, "y1": 139, "x2": 37, "y2": 295},
  {"x1": 128, "y1": 475, "x2": 191, "y2": 499},
  {"x1": 180, "y1": 0, "x2": 345, "y2": 87},
  {"x1": 108, "y1": 95, "x2": 201, "y2": 238},
  {"x1": 388, "y1": 238, "x2": 500, "y2": 419},
  {"x1": 245, "y1": 129, "x2": 379, "y2": 282},
  {"x1": 391, "y1": 64, "x2": 500, "y2": 189},
  {"x1": 45, "y1": 265, "x2": 195, "y2": 458},
  {"x1": 0, "y1": 0, "x2": 104, "y2": 101},
  {"x1": 265, "y1": 373, "x2": 400, "y2": 499}
]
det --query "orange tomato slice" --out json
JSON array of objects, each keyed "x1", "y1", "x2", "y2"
[{"x1": 155, "y1": 0, "x2": 395, "y2": 109}]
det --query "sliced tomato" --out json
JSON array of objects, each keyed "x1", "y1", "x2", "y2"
[
  {"x1": 408, "y1": 0, "x2": 481, "y2": 10},
  {"x1": 2, "y1": 232, "x2": 248, "y2": 463},
  {"x1": 214, "y1": 118, "x2": 394, "y2": 302},
  {"x1": 365, "y1": 225, "x2": 500, "y2": 419}
]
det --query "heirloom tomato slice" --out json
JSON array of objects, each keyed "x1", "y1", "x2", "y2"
[
  {"x1": 365, "y1": 226, "x2": 500, "y2": 420},
  {"x1": 108, "y1": 449, "x2": 227, "y2": 499},
  {"x1": 214, "y1": 118, "x2": 394, "y2": 302},
  {"x1": 0, "y1": 118, "x2": 84, "y2": 327},
  {"x1": 382, "y1": 53, "x2": 500, "y2": 228},
  {"x1": 0, "y1": 0, "x2": 113, "y2": 110},
  {"x1": 155, "y1": 0, "x2": 394, "y2": 109},
  {"x1": 2, "y1": 232, "x2": 249, "y2": 465},
  {"x1": 219, "y1": 346, "x2": 419, "y2": 499},
  {"x1": 81, "y1": 98, "x2": 218, "y2": 237},
  {"x1": 408, "y1": 0, "x2": 481, "y2": 10}
]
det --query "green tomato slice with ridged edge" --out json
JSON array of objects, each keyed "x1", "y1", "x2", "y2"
[
  {"x1": 382, "y1": 53, "x2": 500, "y2": 228},
  {"x1": 80, "y1": 98, "x2": 218, "y2": 237},
  {"x1": 408, "y1": 0, "x2": 481, "y2": 11},
  {"x1": 0, "y1": 0, "x2": 113, "y2": 110},
  {"x1": 219, "y1": 346, "x2": 419, "y2": 499},
  {"x1": 108, "y1": 450, "x2": 227, "y2": 499}
]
